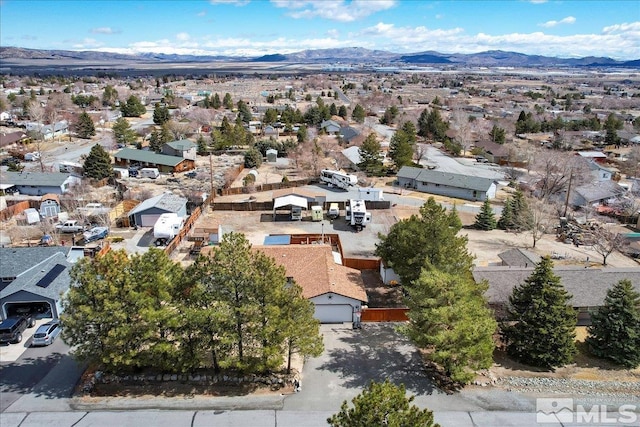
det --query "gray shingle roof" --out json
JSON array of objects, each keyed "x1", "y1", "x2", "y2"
[
  {"x1": 2, "y1": 172, "x2": 71, "y2": 187},
  {"x1": 0, "y1": 250, "x2": 71, "y2": 300},
  {"x1": 114, "y1": 148, "x2": 185, "y2": 167},
  {"x1": 165, "y1": 140, "x2": 196, "y2": 151},
  {"x1": 128, "y1": 192, "x2": 187, "y2": 216},
  {"x1": 397, "y1": 166, "x2": 496, "y2": 192},
  {"x1": 498, "y1": 248, "x2": 541, "y2": 267},
  {"x1": 473, "y1": 266, "x2": 640, "y2": 308},
  {"x1": 0, "y1": 247, "x2": 68, "y2": 279},
  {"x1": 573, "y1": 181, "x2": 625, "y2": 204}
]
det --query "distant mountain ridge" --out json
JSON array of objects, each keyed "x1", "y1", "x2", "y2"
[{"x1": 1, "y1": 46, "x2": 638, "y2": 68}]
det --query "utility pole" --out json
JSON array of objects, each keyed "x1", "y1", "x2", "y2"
[{"x1": 563, "y1": 170, "x2": 573, "y2": 218}]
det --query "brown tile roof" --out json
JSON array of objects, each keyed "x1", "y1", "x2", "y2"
[{"x1": 256, "y1": 245, "x2": 368, "y2": 302}]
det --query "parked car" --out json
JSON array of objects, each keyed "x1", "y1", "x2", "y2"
[
  {"x1": 185, "y1": 171, "x2": 197, "y2": 178},
  {"x1": 0, "y1": 315, "x2": 35, "y2": 344},
  {"x1": 56, "y1": 220, "x2": 86, "y2": 233},
  {"x1": 31, "y1": 320, "x2": 61, "y2": 346},
  {"x1": 83, "y1": 226, "x2": 109, "y2": 243}
]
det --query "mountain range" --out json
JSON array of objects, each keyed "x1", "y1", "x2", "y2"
[{"x1": 1, "y1": 46, "x2": 638, "y2": 68}]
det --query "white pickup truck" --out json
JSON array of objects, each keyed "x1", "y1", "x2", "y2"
[{"x1": 55, "y1": 220, "x2": 85, "y2": 233}]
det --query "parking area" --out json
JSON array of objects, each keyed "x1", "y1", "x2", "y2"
[{"x1": 0, "y1": 318, "x2": 52, "y2": 363}]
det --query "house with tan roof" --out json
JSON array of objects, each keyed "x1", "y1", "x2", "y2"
[{"x1": 256, "y1": 244, "x2": 368, "y2": 323}]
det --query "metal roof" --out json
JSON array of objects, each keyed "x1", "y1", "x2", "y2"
[
  {"x1": 397, "y1": 166, "x2": 496, "y2": 192},
  {"x1": 114, "y1": 148, "x2": 185, "y2": 167},
  {"x1": 2, "y1": 172, "x2": 71, "y2": 187},
  {"x1": 128, "y1": 192, "x2": 187, "y2": 216},
  {"x1": 273, "y1": 195, "x2": 308, "y2": 210},
  {"x1": 165, "y1": 140, "x2": 196, "y2": 151}
]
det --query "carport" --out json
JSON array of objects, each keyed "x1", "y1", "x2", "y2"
[{"x1": 272, "y1": 195, "x2": 308, "y2": 219}]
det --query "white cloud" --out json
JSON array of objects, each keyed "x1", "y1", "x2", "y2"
[
  {"x1": 271, "y1": 0, "x2": 396, "y2": 22},
  {"x1": 176, "y1": 32, "x2": 191, "y2": 41},
  {"x1": 90, "y1": 27, "x2": 121, "y2": 35},
  {"x1": 602, "y1": 21, "x2": 640, "y2": 34},
  {"x1": 72, "y1": 38, "x2": 104, "y2": 49},
  {"x1": 326, "y1": 29, "x2": 339, "y2": 38},
  {"x1": 539, "y1": 16, "x2": 576, "y2": 28},
  {"x1": 209, "y1": 0, "x2": 249, "y2": 5}
]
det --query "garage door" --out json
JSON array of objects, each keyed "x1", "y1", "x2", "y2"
[
  {"x1": 140, "y1": 214, "x2": 163, "y2": 227},
  {"x1": 314, "y1": 304, "x2": 353, "y2": 324},
  {"x1": 4, "y1": 301, "x2": 54, "y2": 320}
]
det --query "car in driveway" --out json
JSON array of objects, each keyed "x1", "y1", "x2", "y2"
[
  {"x1": 83, "y1": 226, "x2": 109, "y2": 243},
  {"x1": 0, "y1": 315, "x2": 35, "y2": 344},
  {"x1": 31, "y1": 320, "x2": 61, "y2": 346}
]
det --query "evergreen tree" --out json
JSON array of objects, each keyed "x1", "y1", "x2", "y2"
[
  {"x1": 112, "y1": 117, "x2": 137, "y2": 146},
  {"x1": 212, "y1": 93, "x2": 222, "y2": 109},
  {"x1": 196, "y1": 134, "x2": 209, "y2": 155},
  {"x1": 376, "y1": 197, "x2": 474, "y2": 285},
  {"x1": 223, "y1": 92, "x2": 233, "y2": 109},
  {"x1": 474, "y1": 199, "x2": 497, "y2": 230},
  {"x1": 406, "y1": 270, "x2": 496, "y2": 383},
  {"x1": 604, "y1": 113, "x2": 622, "y2": 146},
  {"x1": 351, "y1": 104, "x2": 366, "y2": 123},
  {"x1": 358, "y1": 133, "x2": 384, "y2": 176},
  {"x1": 153, "y1": 103, "x2": 170, "y2": 125},
  {"x1": 497, "y1": 198, "x2": 514, "y2": 230},
  {"x1": 418, "y1": 108, "x2": 449, "y2": 141},
  {"x1": 244, "y1": 148, "x2": 263, "y2": 168},
  {"x1": 120, "y1": 95, "x2": 146, "y2": 117},
  {"x1": 83, "y1": 144, "x2": 113, "y2": 179},
  {"x1": 502, "y1": 256, "x2": 577, "y2": 368},
  {"x1": 586, "y1": 280, "x2": 640, "y2": 368},
  {"x1": 338, "y1": 105, "x2": 348, "y2": 119},
  {"x1": 102, "y1": 85, "x2": 118, "y2": 107},
  {"x1": 489, "y1": 125, "x2": 506, "y2": 144},
  {"x1": 389, "y1": 128, "x2": 414, "y2": 170},
  {"x1": 74, "y1": 111, "x2": 96, "y2": 139},
  {"x1": 510, "y1": 190, "x2": 533, "y2": 231},
  {"x1": 329, "y1": 103, "x2": 338, "y2": 117},
  {"x1": 328, "y1": 380, "x2": 439, "y2": 427},
  {"x1": 236, "y1": 100, "x2": 252, "y2": 123}
]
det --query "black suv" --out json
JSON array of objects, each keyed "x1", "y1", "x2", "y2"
[{"x1": 0, "y1": 315, "x2": 36, "y2": 344}]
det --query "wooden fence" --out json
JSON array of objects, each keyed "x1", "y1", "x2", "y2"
[
  {"x1": 164, "y1": 205, "x2": 203, "y2": 256},
  {"x1": 361, "y1": 308, "x2": 409, "y2": 322},
  {"x1": 219, "y1": 178, "x2": 314, "y2": 196},
  {"x1": 108, "y1": 199, "x2": 140, "y2": 227},
  {"x1": 343, "y1": 257, "x2": 380, "y2": 270},
  {"x1": 212, "y1": 201, "x2": 273, "y2": 211},
  {"x1": 0, "y1": 200, "x2": 37, "y2": 222}
]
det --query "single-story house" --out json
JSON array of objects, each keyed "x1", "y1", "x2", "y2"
[
  {"x1": 587, "y1": 160, "x2": 615, "y2": 182},
  {"x1": 114, "y1": 148, "x2": 195, "y2": 173},
  {"x1": 0, "y1": 172, "x2": 81, "y2": 196},
  {"x1": 39, "y1": 193, "x2": 61, "y2": 218},
  {"x1": 339, "y1": 126, "x2": 361, "y2": 144},
  {"x1": 26, "y1": 121, "x2": 69, "y2": 140},
  {"x1": 128, "y1": 192, "x2": 188, "y2": 227},
  {"x1": 571, "y1": 180, "x2": 626, "y2": 207},
  {"x1": 0, "y1": 131, "x2": 29, "y2": 149},
  {"x1": 256, "y1": 245, "x2": 368, "y2": 323},
  {"x1": 396, "y1": 166, "x2": 497, "y2": 201},
  {"x1": 0, "y1": 247, "x2": 78, "y2": 320},
  {"x1": 161, "y1": 139, "x2": 197, "y2": 161},
  {"x1": 473, "y1": 140, "x2": 510, "y2": 164},
  {"x1": 473, "y1": 266, "x2": 640, "y2": 324},
  {"x1": 341, "y1": 146, "x2": 362, "y2": 169},
  {"x1": 320, "y1": 120, "x2": 341, "y2": 134}
]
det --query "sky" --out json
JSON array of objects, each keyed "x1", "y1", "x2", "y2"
[{"x1": 1, "y1": 0, "x2": 639, "y2": 60}]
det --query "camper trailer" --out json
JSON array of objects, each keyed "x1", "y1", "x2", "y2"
[
  {"x1": 345, "y1": 199, "x2": 372, "y2": 232},
  {"x1": 139, "y1": 168, "x2": 160, "y2": 179},
  {"x1": 153, "y1": 213, "x2": 184, "y2": 245},
  {"x1": 320, "y1": 169, "x2": 358, "y2": 190},
  {"x1": 358, "y1": 187, "x2": 384, "y2": 201},
  {"x1": 311, "y1": 205, "x2": 323, "y2": 221},
  {"x1": 327, "y1": 203, "x2": 340, "y2": 219},
  {"x1": 291, "y1": 206, "x2": 303, "y2": 221}
]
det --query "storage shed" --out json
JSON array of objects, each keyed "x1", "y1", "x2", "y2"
[{"x1": 128, "y1": 193, "x2": 188, "y2": 227}]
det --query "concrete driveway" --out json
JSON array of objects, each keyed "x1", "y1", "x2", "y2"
[{"x1": 283, "y1": 323, "x2": 536, "y2": 416}]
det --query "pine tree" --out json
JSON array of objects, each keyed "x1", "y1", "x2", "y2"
[
  {"x1": 586, "y1": 280, "x2": 640, "y2": 368},
  {"x1": 406, "y1": 270, "x2": 496, "y2": 383},
  {"x1": 112, "y1": 117, "x2": 137, "y2": 146},
  {"x1": 338, "y1": 105, "x2": 348, "y2": 119},
  {"x1": 497, "y1": 198, "x2": 514, "y2": 230},
  {"x1": 83, "y1": 144, "x2": 113, "y2": 179},
  {"x1": 153, "y1": 103, "x2": 170, "y2": 125},
  {"x1": 358, "y1": 133, "x2": 383, "y2": 176},
  {"x1": 502, "y1": 256, "x2": 577, "y2": 368},
  {"x1": 120, "y1": 95, "x2": 146, "y2": 117},
  {"x1": 474, "y1": 199, "x2": 497, "y2": 230},
  {"x1": 75, "y1": 111, "x2": 96, "y2": 139},
  {"x1": 388, "y1": 128, "x2": 414, "y2": 170},
  {"x1": 328, "y1": 380, "x2": 440, "y2": 427},
  {"x1": 212, "y1": 93, "x2": 222, "y2": 109},
  {"x1": 510, "y1": 190, "x2": 533, "y2": 231},
  {"x1": 196, "y1": 134, "x2": 208, "y2": 155},
  {"x1": 351, "y1": 104, "x2": 365, "y2": 123}
]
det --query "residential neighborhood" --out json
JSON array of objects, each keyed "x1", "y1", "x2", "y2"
[{"x1": 1, "y1": 4, "x2": 640, "y2": 424}]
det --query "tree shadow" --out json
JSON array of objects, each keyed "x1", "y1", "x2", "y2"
[
  {"x1": 0, "y1": 351, "x2": 80, "y2": 404},
  {"x1": 318, "y1": 323, "x2": 438, "y2": 396}
]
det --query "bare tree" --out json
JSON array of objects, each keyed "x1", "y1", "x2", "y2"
[
  {"x1": 528, "y1": 196, "x2": 558, "y2": 248},
  {"x1": 27, "y1": 101, "x2": 48, "y2": 172},
  {"x1": 450, "y1": 106, "x2": 472, "y2": 156},
  {"x1": 530, "y1": 150, "x2": 591, "y2": 200},
  {"x1": 591, "y1": 225, "x2": 625, "y2": 265}
]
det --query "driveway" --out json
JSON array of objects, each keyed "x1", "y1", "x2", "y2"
[{"x1": 283, "y1": 323, "x2": 536, "y2": 415}]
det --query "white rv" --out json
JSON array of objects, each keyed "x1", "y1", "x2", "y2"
[
  {"x1": 320, "y1": 169, "x2": 358, "y2": 190},
  {"x1": 345, "y1": 199, "x2": 372, "y2": 232},
  {"x1": 358, "y1": 187, "x2": 384, "y2": 201},
  {"x1": 139, "y1": 168, "x2": 160, "y2": 179},
  {"x1": 153, "y1": 213, "x2": 184, "y2": 245}
]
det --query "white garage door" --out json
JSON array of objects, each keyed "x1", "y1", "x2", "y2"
[
  {"x1": 314, "y1": 304, "x2": 353, "y2": 323},
  {"x1": 140, "y1": 214, "x2": 163, "y2": 227}
]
